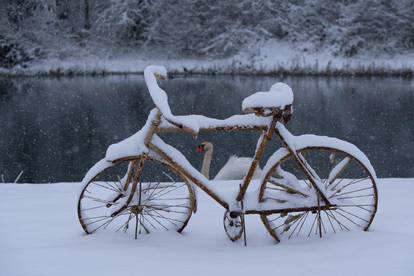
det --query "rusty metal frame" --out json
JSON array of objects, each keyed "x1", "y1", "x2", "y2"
[{"x1": 115, "y1": 107, "x2": 336, "y2": 215}]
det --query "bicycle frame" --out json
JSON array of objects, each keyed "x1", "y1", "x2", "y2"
[
  {"x1": 77, "y1": 67, "x2": 378, "y2": 241},
  {"x1": 116, "y1": 108, "x2": 333, "y2": 214}
]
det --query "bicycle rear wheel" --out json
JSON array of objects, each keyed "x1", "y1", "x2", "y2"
[
  {"x1": 77, "y1": 157, "x2": 196, "y2": 237},
  {"x1": 259, "y1": 146, "x2": 378, "y2": 242}
]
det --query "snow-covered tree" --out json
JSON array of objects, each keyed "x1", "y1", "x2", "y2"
[
  {"x1": 2, "y1": 0, "x2": 414, "y2": 66},
  {"x1": 94, "y1": 0, "x2": 155, "y2": 45}
]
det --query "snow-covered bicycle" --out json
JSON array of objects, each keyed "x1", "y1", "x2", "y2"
[{"x1": 77, "y1": 65, "x2": 378, "y2": 243}]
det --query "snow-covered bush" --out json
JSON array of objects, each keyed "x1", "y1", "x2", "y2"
[
  {"x1": 145, "y1": 0, "x2": 277, "y2": 57},
  {"x1": 0, "y1": 36, "x2": 32, "y2": 68},
  {"x1": 94, "y1": 0, "x2": 154, "y2": 45},
  {"x1": 336, "y1": 0, "x2": 409, "y2": 56},
  {"x1": 0, "y1": 0, "x2": 56, "y2": 67}
]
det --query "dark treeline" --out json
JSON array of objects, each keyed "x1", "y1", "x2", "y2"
[{"x1": 1, "y1": 0, "x2": 414, "y2": 68}]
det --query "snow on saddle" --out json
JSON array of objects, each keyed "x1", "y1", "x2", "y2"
[{"x1": 242, "y1": 82, "x2": 294, "y2": 117}]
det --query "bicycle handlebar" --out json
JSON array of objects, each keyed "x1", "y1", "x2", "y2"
[{"x1": 144, "y1": 65, "x2": 200, "y2": 134}]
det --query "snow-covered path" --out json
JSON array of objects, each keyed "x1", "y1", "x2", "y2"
[{"x1": 1, "y1": 179, "x2": 413, "y2": 276}]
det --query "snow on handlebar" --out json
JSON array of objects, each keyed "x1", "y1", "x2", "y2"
[{"x1": 144, "y1": 65, "x2": 200, "y2": 134}]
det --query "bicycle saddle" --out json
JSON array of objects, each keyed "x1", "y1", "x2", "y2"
[{"x1": 242, "y1": 82, "x2": 294, "y2": 116}]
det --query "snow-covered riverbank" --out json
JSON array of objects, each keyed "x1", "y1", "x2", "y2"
[
  {"x1": 2, "y1": 41, "x2": 414, "y2": 77},
  {"x1": 1, "y1": 178, "x2": 413, "y2": 276}
]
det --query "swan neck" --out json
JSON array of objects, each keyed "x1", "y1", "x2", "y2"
[
  {"x1": 201, "y1": 147, "x2": 213, "y2": 180},
  {"x1": 144, "y1": 70, "x2": 158, "y2": 89}
]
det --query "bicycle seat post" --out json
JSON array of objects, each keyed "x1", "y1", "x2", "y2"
[
  {"x1": 144, "y1": 109, "x2": 162, "y2": 147},
  {"x1": 236, "y1": 114, "x2": 279, "y2": 202}
]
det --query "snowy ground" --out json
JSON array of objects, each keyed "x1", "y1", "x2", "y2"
[
  {"x1": 0, "y1": 178, "x2": 413, "y2": 276},
  {"x1": 2, "y1": 40, "x2": 414, "y2": 76}
]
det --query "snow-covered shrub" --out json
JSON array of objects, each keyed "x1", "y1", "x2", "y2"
[
  {"x1": 0, "y1": 36, "x2": 32, "y2": 68},
  {"x1": 95, "y1": 0, "x2": 154, "y2": 45},
  {"x1": 5, "y1": 0, "x2": 41, "y2": 24},
  {"x1": 145, "y1": 0, "x2": 276, "y2": 57}
]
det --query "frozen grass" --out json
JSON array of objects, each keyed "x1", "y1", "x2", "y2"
[
  {"x1": 0, "y1": 178, "x2": 413, "y2": 276},
  {"x1": 2, "y1": 58, "x2": 414, "y2": 78},
  {"x1": 2, "y1": 40, "x2": 414, "y2": 77}
]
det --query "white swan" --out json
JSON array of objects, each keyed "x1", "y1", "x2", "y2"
[{"x1": 196, "y1": 142, "x2": 262, "y2": 180}]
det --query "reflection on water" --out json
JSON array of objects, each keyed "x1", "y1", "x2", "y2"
[{"x1": 0, "y1": 75, "x2": 413, "y2": 183}]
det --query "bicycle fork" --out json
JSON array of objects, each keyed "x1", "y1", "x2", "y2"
[{"x1": 110, "y1": 155, "x2": 148, "y2": 218}]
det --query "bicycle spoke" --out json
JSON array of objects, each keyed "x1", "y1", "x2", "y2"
[
  {"x1": 135, "y1": 214, "x2": 139, "y2": 238},
  {"x1": 146, "y1": 181, "x2": 163, "y2": 200},
  {"x1": 331, "y1": 186, "x2": 373, "y2": 198},
  {"x1": 288, "y1": 212, "x2": 306, "y2": 238},
  {"x1": 139, "y1": 214, "x2": 150, "y2": 234},
  {"x1": 327, "y1": 209, "x2": 349, "y2": 231},
  {"x1": 144, "y1": 203, "x2": 191, "y2": 209},
  {"x1": 150, "y1": 183, "x2": 187, "y2": 200},
  {"x1": 147, "y1": 197, "x2": 190, "y2": 201},
  {"x1": 281, "y1": 214, "x2": 302, "y2": 233},
  {"x1": 307, "y1": 214, "x2": 318, "y2": 237},
  {"x1": 82, "y1": 204, "x2": 107, "y2": 211},
  {"x1": 267, "y1": 179, "x2": 308, "y2": 197},
  {"x1": 324, "y1": 210, "x2": 336, "y2": 233},
  {"x1": 303, "y1": 179, "x2": 312, "y2": 189},
  {"x1": 83, "y1": 195, "x2": 118, "y2": 205},
  {"x1": 147, "y1": 207, "x2": 188, "y2": 215},
  {"x1": 296, "y1": 211, "x2": 309, "y2": 237},
  {"x1": 82, "y1": 215, "x2": 110, "y2": 221},
  {"x1": 353, "y1": 205, "x2": 374, "y2": 213},
  {"x1": 89, "y1": 217, "x2": 116, "y2": 233},
  {"x1": 147, "y1": 182, "x2": 176, "y2": 199},
  {"x1": 141, "y1": 213, "x2": 158, "y2": 229},
  {"x1": 143, "y1": 211, "x2": 170, "y2": 230},
  {"x1": 332, "y1": 209, "x2": 360, "y2": 227},
  {"x1": 331, "y1": 177, "x2": 369, "y2": 194},
  {"x1": 337, "y1": 208, "x2": 370, "y2": 223},
  {"x1": 92, "y1": 182, "x2": 121, "y2": 193},
  {"x1": 337, "y1": 204, "x2": 375, "y2": 208},
  {"x1": 263, "y1": 196, "x2": 287, "y2": 203},
  {"x1": 269, "y1": 215, "x2": 284, "y2": 223},
  {"x1": 337, "y1": 194, "x2": 374, "y2": 200},
  {"x1": 84, "y1": 216, "x2": 111, "y2": 227},
  {"x1": 146, "y1": 210, "x2": 184, "y2": 226},
  {"x1": 320, "y1": 212, "x2": 327, "y2": 234},
  {"x1": 116, "y1": 213, "x2": 134, "y2": 232},
  {"x1": 328, "y1": 177, "x2": 346, "y2": 190},
  {"x1": 104, "y1": 180, "x2": 124, "y2": 193}
]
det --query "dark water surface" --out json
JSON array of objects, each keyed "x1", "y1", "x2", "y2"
[{"x1": 0, "y1": 75, "x2": 413, "y2": 183}]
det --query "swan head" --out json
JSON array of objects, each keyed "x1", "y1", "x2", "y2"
[
  {"x1": 144, "y1": 65, "x2": 168, "y2": 80},
  {"x1": 196, "y1": 141, "x2": 213, "y2": 153}
]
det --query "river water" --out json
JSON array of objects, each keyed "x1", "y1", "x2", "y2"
[{"x1": 0, "y1": 75, "x2": 413, "y2": 183}]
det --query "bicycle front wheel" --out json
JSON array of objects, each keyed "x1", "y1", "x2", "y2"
[
  {"x1": 259, "y1": 144, "x2": 378, "y2": 242},
  {"x1": 77, "y1": 157, "x2": 196, "y2": 237}
]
